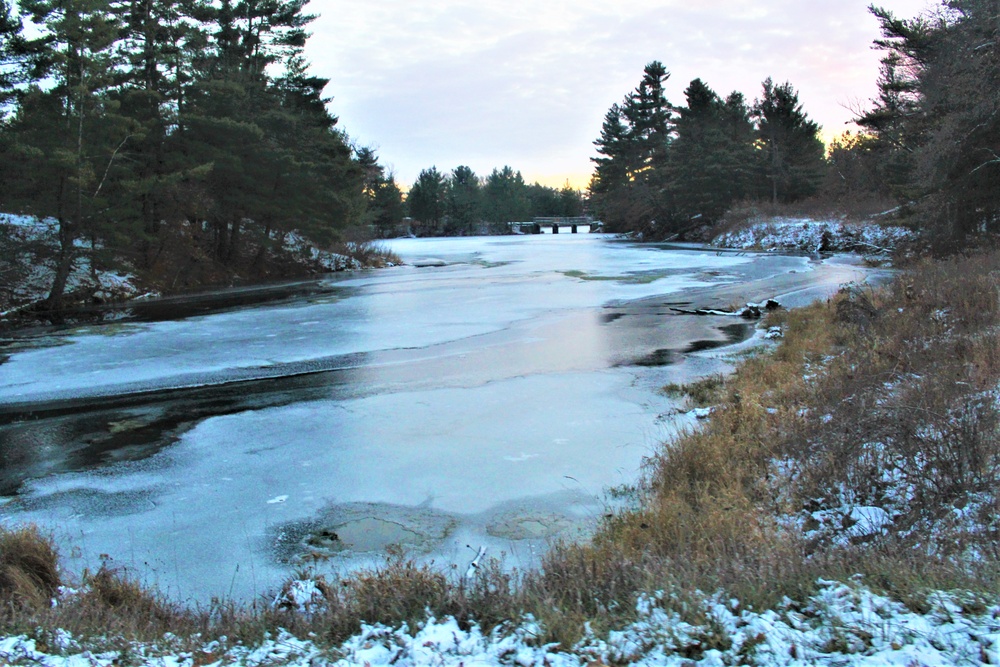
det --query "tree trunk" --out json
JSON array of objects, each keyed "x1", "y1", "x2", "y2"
[
  {"x1": 251, "y1": 222, "x2": 271, "y2": 272},
  {"x1": 45, "y1": 217, "x2": 76, "y2": 310},
  {"x1": 226, "y1": 218, "x2": 241, "y2": 264},
  {"x1": 213, "y1": 219, "x2": 228, "y2": 261}
]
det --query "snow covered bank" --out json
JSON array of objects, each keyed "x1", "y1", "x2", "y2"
[
  {"x1": 0, "y1": 581, "x2": 996, "y2": 666},
  {"x1": 0, "y1": 215, "x2": 398, "y2": 325},
  {"x1": 0, "y1": 213, "x2": 148, "y2": 317},
  {"x1": 713, "y1": 218, "x2": 914, "y2": 254}
]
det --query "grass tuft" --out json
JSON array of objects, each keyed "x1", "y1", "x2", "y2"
[
  {"x1": 661, "y1": 374, "x2": 727, "y2": 407},
  {"x1": 0, "y1": 524, "x2": 61, "y2": 611}
]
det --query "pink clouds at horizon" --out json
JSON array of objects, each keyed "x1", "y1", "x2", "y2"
[{"x1": 306, "y1": 0, "x2": 936, "y2": 189}]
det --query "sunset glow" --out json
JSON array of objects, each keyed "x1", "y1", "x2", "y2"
[{"x1": 306, "y1": 0, "x2": 935, "y2": 190}]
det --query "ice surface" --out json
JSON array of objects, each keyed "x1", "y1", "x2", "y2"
[{"x1": 0, "y1": 235, "x2": 755, "y2": 404}]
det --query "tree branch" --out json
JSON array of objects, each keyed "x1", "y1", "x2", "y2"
[{"x1": 93, "y1": 134, "x2": 132, "y2": 199}]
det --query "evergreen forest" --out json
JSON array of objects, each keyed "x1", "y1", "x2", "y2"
[
  {"x1": 0, "y1": 0, "x2": 384, "y2": 306},
  {"x1": 0, "y1": 0, "x2": 585, "y2": 309},
  {"x1": 590, "y1": 1, "x2": 1000, "y2": 246},
  {"x1": 401, "y1": 165, "x2": 584, "y2": 238},
  {"x1": 589, "y1": 63, "x2": 826, "y2": 237}
]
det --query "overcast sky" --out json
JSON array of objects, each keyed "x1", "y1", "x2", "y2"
[{"x1": 305, "y1": 0, "x2": 935, "y2": 190}]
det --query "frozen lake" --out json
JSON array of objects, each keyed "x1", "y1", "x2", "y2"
[{"x1": 0, "y1": 235, "x2": 882, "y2": 603}]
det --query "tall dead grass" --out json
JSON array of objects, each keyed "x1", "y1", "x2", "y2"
[
  {"x1": 775, "y1": 254, "x2": 1000, "y2": 557},
  {"x1": 0, "y1": 524, "x2": 60, "y2": 611}
]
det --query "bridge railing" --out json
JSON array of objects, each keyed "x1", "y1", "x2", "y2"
[
  {"x1": 532, "y1": 216, "x2": 595, "y2": 225},
  {"x1": 509, "y1": 217, "x2": 604, "y2": 234}
]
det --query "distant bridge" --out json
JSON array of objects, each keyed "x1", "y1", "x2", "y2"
[{"x1": 511, "y1": 216, "x2": 603, "y2": 235}]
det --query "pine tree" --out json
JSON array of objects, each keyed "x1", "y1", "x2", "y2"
[
  {"x1": 621, "y1": 60, "x2": 673, "y2": 179},
  {"x1": 589, "y1": 61, "x2": 675, "y2": 234},
  {"x1": 4, "y1": 0, "x2": 127, "y2": 308},
  {"x1": 175, "y1": 0, "x2": 363, "y2": 264},
  {"x1": 447, "y1": 165, "x2": 481, "y2": 233},
  {"x1": 104, "y1": 0, "x2": 209, "y2": 265},
  {"x1": 0, "y1": 0, "x2": 27, "y2": 110},
  {"x1": 482, "y1": 166, "x2": 529, "y2": 224},
  {"x1": 559, "y1": 182, "x2": 583, "y2": 217},
  {"x1": 357, "y1": 147, "x2": 404, "y2": 237},
  {"x1": 590, "y1": 103, "x2": 630, "y2": 193},
  {"x1": 860, "y1": 2, "x2": 1000, "y2": 242},
  {"x1": 525, "y1": 183, "x2": 561, "y2": 216},
  {"x1": 407, "y1": 167, "x2": 448, "y2": 230},
  {"x1": 369, "y1": 174, "x2": 404, "y2": 237},
  {"x1": 752, "y1": 78, "x2": 825, "y2": 203},
  {"x1": 667, "y1": 79, "x2": 753, "y2": 225}
]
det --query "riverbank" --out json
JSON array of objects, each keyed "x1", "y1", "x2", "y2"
[
  {"x1": 0, "y1": 214, "x2": 399, "y2": 330},
  {"x1": 710, "y1": 216, "x2": 914, "y2": 255}
]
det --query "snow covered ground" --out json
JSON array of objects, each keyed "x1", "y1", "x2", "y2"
[
  {"x1": 1, "y1": 580, "x2": 996, "y2": 666},
  {"x1": 712, "y1": 218, "x2": 914, "y2": 254},
  {"x1": 0, "y1": 214, "x2": 147, "y2": 316},
  {"x1": 0, "y1": 215, "x2": 385, "y2": 320}
]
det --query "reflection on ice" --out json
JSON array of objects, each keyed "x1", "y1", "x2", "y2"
[{"x1": 0, "y1": 236, "x2": 752, "y2": 404}]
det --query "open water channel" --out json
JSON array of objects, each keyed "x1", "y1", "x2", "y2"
[{"x1": 0, "y1": 234, "x2": 886, "y2": 603}]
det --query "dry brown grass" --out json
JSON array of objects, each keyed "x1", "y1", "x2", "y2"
[
  {"x1": 772, "y1": 255, "x2": 1000, "y2": 552},
  {"x1": 75, "y1": 565, "x2": 189, "y2": 635},
  {"x1": 661, "y1": 374, "x2": 726, "y2": 407},
  {"x1": 0, "y1": 524, "x2": 60, "y2": 611},
  {"x1": 519, "y1": 250, "x2": 1000, "y2": 644},
  {"x1": 0, "y1": 530, "x2": 199, "y2": 645},
  {"x1": 330, "y1": 239, "x2": 402, "y2": 269}
]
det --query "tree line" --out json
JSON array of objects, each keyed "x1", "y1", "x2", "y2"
[
  {"x1": 392, "y1": 165, "x2": 584, "y2": 236},
  {"x1": 399, "y1": 165, "x2": 585, "y2": 237},
  {"x1": 595, "y1": 0, "x2": 1000, "y2": 247},
  {"x1": 589, "y1": 61, "x2": 826, "y2": 237},
  {"x1": 325, "y1": 152, "x2": 587, "y2": 238},
  {"x1": 0, "y1": 0, "x2": 390, "y2": 307}
]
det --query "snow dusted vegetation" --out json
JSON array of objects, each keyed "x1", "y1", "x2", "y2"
[
  {"x1": 0, "y1": 213, "x2": 147, "y2": 315},
  {"x1": 0, "y1": 214, "x2": 396, "y2": 322},
  {"x1": 0, "y1": 581, "x2": 996, "y2": 666},
  {"x1": 712, "y1": 218, "x2": 914, "y2": 254}
]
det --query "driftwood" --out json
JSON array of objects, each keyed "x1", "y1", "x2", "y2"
[
  {"x1": 465, "y1": 545, "x2": 487, "y2": 578},
  {"x1": 670, "y1": 298, "x2": 782, "y2": 319}
]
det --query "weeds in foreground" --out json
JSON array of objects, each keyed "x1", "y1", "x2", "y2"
[{"x1": 0, "y1": 524, "x2": 60, "y2": 611}]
